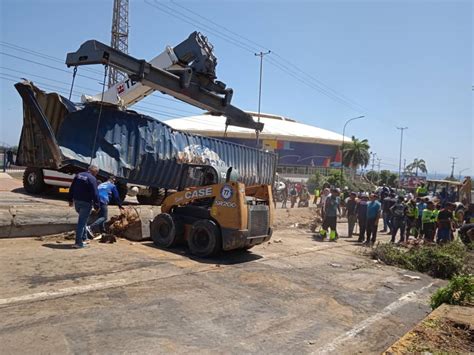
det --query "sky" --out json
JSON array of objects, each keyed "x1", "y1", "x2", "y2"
[{"x1": 0, "y1": 0, "x2": 472, "y2": 177}]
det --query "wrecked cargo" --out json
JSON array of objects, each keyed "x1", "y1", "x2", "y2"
[{"x1": 15, "y1": 81, "x2": 277, "y2": 204}]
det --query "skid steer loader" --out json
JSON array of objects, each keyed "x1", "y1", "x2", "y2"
[{"x1": 150, "y1": 165, "x2": 273, "y2": 257}]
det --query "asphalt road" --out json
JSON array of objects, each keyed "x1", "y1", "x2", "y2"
[{"x1": 0, "y1": 222, "x2": 443, "y2": 354}]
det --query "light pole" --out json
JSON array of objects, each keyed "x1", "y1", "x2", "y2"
[
  {"x1": 340, "y1": 115, "x2": 365, "y2": 185},
  {"x1": 254, "y1": 50, "x2": 271, "y2": 148},
  {"x1": 397, "y1": 127, "x2": 408, "y2": 188}
]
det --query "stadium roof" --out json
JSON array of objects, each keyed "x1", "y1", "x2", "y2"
[{"x1": 165, "y1": 112, "x2": 349, "y2": 145}]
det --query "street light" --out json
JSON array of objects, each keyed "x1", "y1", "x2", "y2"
[{"x1": 340, "y1": 115, "x2": 365, "y2": 185}]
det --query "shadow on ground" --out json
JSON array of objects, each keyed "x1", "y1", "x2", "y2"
[{"x1": 141, "y1": 241, "x2": 262, "y2": 265}]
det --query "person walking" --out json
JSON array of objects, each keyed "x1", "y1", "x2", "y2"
[
  {"x1": 320, "y1": 188, "x2": 340, "y2": 241},
  {"x1": 356, "y1": 193, "x2": 369, "y2": 242},
  {"x1": 381, "y1": 193, "x2": 396, "y2": 234},
  {"x1": 346, "y1": 192, "x2": 357, "y2": 238},
  {"x1": 416, "y1": 197, "x2": 427, "y2": 239},
  {"x1": 365, "y1": 193, "x2": 381, "y2": 245},
  {"x1": 436, "y1": 203, "x2": 455, "y2": 244},
  {"x1": 405, "y1": 199, "x2": 418, "y2": 239},
  {"x1": 313, "y1": 188, "x2": 320, "y2": 205},
  {"x1": 6, "y1": 149, "x2": 14, "y2": 168},
  {"x1": 289, "y1": 184, "x2": 298, "y2": 208},
  {"x1": 390, "y1": 196, "x2": 407, "y2": 243},
  {"x1": 86, "y1": 176, "x2": 124, "y2": 237},
  {"x1": 422, "y1": 201, "x2": 436, "y2": 242},
  {"x1": 68, "y1": 165, "x2": 100, "y2": 248}
]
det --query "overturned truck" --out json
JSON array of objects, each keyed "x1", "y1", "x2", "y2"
[{"x1": 15, "y1": 81, "x2": 276, "y2": 204}]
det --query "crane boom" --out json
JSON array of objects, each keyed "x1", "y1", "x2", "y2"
[{"x1": 66, "y1": 33, "x2": 263, "y2": 131}]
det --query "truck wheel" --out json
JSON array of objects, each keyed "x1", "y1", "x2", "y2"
[
  {"x1": 148, "y1": 188, "x2": 166, "y2": 205},
  {"x1": 23, "y1": 167, "x2": 46, "y2": 194},
  {"x1": 116, "y1": 183, "x2": 127, "y2": 204},
  {"x1": 136, "y1": 194, "x2": 150, "y2": 204},
  {"x1": 188, "y1": 220, "x2": 221, "y2": 257},
  {"x1": 137, "y1": 188, "x2": 165, "y2": 205},
  {"x1": 151, "y1": 213, "x2": 179, "y2": 248}
]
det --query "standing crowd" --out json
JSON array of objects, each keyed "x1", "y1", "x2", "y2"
[{"x1": 314, "y1": 182, "x2": 472, "y2": 246}]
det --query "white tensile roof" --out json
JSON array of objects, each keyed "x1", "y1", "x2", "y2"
[{"x1": 165, "y1": 112, "x2": 349, "y2": 145}]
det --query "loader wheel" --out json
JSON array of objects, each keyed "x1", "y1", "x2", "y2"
[
  {"x1": 188, "y1": 220, "x2": 221, "y2": 257},
  {"x1": 151, "y1": 213, "x2": 180, "y2": 248}
]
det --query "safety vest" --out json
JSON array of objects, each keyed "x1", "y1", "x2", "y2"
[
  {"x1": 407, "y1": 204, "x2": 418, "y2": 218},
  {"x1": 314, "y1": 189, "x2": 320, "y2": 197},
  {"x1": 432, "y1": 209, "x2": 440, "y2": 222},
  {"x1": 422, "y1": 209, "x2": 434, "y2": 225},
  {"x1": 416, "y1": 186, "x2": 427, "y2": 196}
]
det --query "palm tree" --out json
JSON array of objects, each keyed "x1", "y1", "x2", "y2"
[
  {"x1": 342, "y1": 136, "x2": 370, "y2": 170},
  {"x1": 406, "y1": 158, "x2": 427, "y2": 176}
]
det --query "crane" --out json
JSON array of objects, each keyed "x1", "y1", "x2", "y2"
[{"x1": 71, "y1": 32, "x2": 263, "y2": 131}]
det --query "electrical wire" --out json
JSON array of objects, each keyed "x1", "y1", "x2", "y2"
[{"x1": 146, "y1": 0, "x2": 366, "y2": 113}]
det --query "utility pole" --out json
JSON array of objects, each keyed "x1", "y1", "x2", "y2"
[
  {"x1": 377, "y1": 158, "x2": 382, "y2": 173},
  {"x1": 397, "y1": 127, "x2": 408, "y2": 188},
  {"x1": 108, "y1": 0, "x2": 129, "y2": 87},
  {"x1": 254, "y1": 50, "x2": 271, "y2": 147},
  {"x1": 449, "y1": 157, "x2": 458, "y2": 178},
  {"x1": 370, "y1": 152, "x2": 377, "y2": 171}
]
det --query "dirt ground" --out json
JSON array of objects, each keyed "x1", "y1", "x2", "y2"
[
  {"x1": 385, "y1": 304, "x2": 474, "y2": 354},
  {"x1": 0, "y1": 197, "x2": 448, "y2": 354}
]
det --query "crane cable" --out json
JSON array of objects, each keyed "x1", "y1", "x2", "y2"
[
  {"x1": 89, "y1": 64, "x2": 109, "y2": 166},
  {"x1": 68, "y1": 66, "x2": 77, "y2": 100}
]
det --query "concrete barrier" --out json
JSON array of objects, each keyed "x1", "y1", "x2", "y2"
[{"x1": 0, "y1": 205, "x2": 161, "y2": 240}]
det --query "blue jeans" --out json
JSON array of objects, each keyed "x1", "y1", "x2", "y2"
[
  {"x1": 74, "y1": 200, "x2": 92, "y2": 246},
  {"x1": 89, "y1": 203, "x2": 108, "y2": 233}
]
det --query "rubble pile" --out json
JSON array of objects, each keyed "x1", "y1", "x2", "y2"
[{"x1": 106, "y1": 207, "x2": 142, "y2": 240}]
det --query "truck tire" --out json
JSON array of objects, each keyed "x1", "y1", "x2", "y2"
[
  {"x1": 115, "y1": 183, "x2": 127, "y2": 204},
  {"x1": 188, "y1": 219, "x2": 221, "y2": 257},
  {"x1": 23, "y1": 167, "x2": 46, "y2": 194},
  {"x1": 151, "y1": 213, "x2": 180, "y2": 248},
  {"x1": 137, "y1": 188, "x2": 165, "y2": 205}
]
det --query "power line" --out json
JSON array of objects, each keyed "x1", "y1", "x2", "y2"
[
  {"x1": 0, "y1": 42, "x2": 104, "y2": 76},
  {"x1": 145, "y1": 0, "x2": 365, "y2": 114},
  {"x1": 0, "y1": 51, "x2": 101, "y2": 82},
  {"x1": 167, "y1": 0, "x2": 367, "y2": 113}
]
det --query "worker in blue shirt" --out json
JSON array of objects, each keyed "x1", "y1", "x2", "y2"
[
  {"x1": 86, "y1": 176, "x2": 124, "y2": 236},
  {"x1": 365, "y1": 193, "x2": 382, "y2": 245},
  {"x1": 68, "y1": 165, "x2": 100, "y2": 249}
]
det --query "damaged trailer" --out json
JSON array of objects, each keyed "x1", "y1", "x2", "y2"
[{"x1": 15, "y1": 81, "x2": 277, "y2": 204}]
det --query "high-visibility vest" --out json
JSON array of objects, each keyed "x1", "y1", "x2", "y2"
[
  {"x1": 422, "y1": 209, "x2": 434, "y2": 225},
  {"x1": 416, "y1": 186, "x2": 428, "y2": 195},
  {"x1": 407, "y1": 204, "x2": 418, "y2": 218},
  {"x1": 432, "y1": 209, "x2": 440, "y2": 222}
]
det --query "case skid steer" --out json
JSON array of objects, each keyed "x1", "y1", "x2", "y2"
[{"x1": 150, "y1": 165, "x2": 273, "y2": 257}]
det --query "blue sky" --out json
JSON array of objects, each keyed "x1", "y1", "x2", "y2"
[{"x1": 0, "y1": 0, "x2": 472, "y2": 176}]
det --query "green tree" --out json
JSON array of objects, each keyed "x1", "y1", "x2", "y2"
[
  {"x1": 379, "y1": 170, "x2": 398, "y2": 187},
  {"x1": 342, "y1": 136, "x2": 370, "y2": 170},
  {"x1": 306, "y1": 172, "x2": 323, "y2": 192},
  {"x1": 366, "y1": 171, "x2": 380, "y2": 184},
  {"x1": 406, "y1": 158, "x2": 427, "y2": 176}
]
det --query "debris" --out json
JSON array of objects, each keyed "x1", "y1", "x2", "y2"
[
  {"x1": 404, "y1": 274, "x2": 421, "y2": 280},
  {"x1": 106, "y1": 207, "x2": 142, "y2": 241},
  {"x1": 274, "y1": 239, "x2": 283, "y2": 243},
  {"x1": 329, "y1": 263, "x2": 342, "y2": 268},
  {"x1": 308, "y1": 340, "x2": 316, "y2": 345},
  {"x1": 99, "y1": 233, "x2": 117, "y2": 243}
]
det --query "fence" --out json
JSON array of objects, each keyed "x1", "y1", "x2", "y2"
[{"x1": 0, "y1": 151, "x2": 24, "y2": 174}]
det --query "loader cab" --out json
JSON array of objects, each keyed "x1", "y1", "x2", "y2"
[{"x1": 178, "y1": 164, "x2": 239, "y2": 190}]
